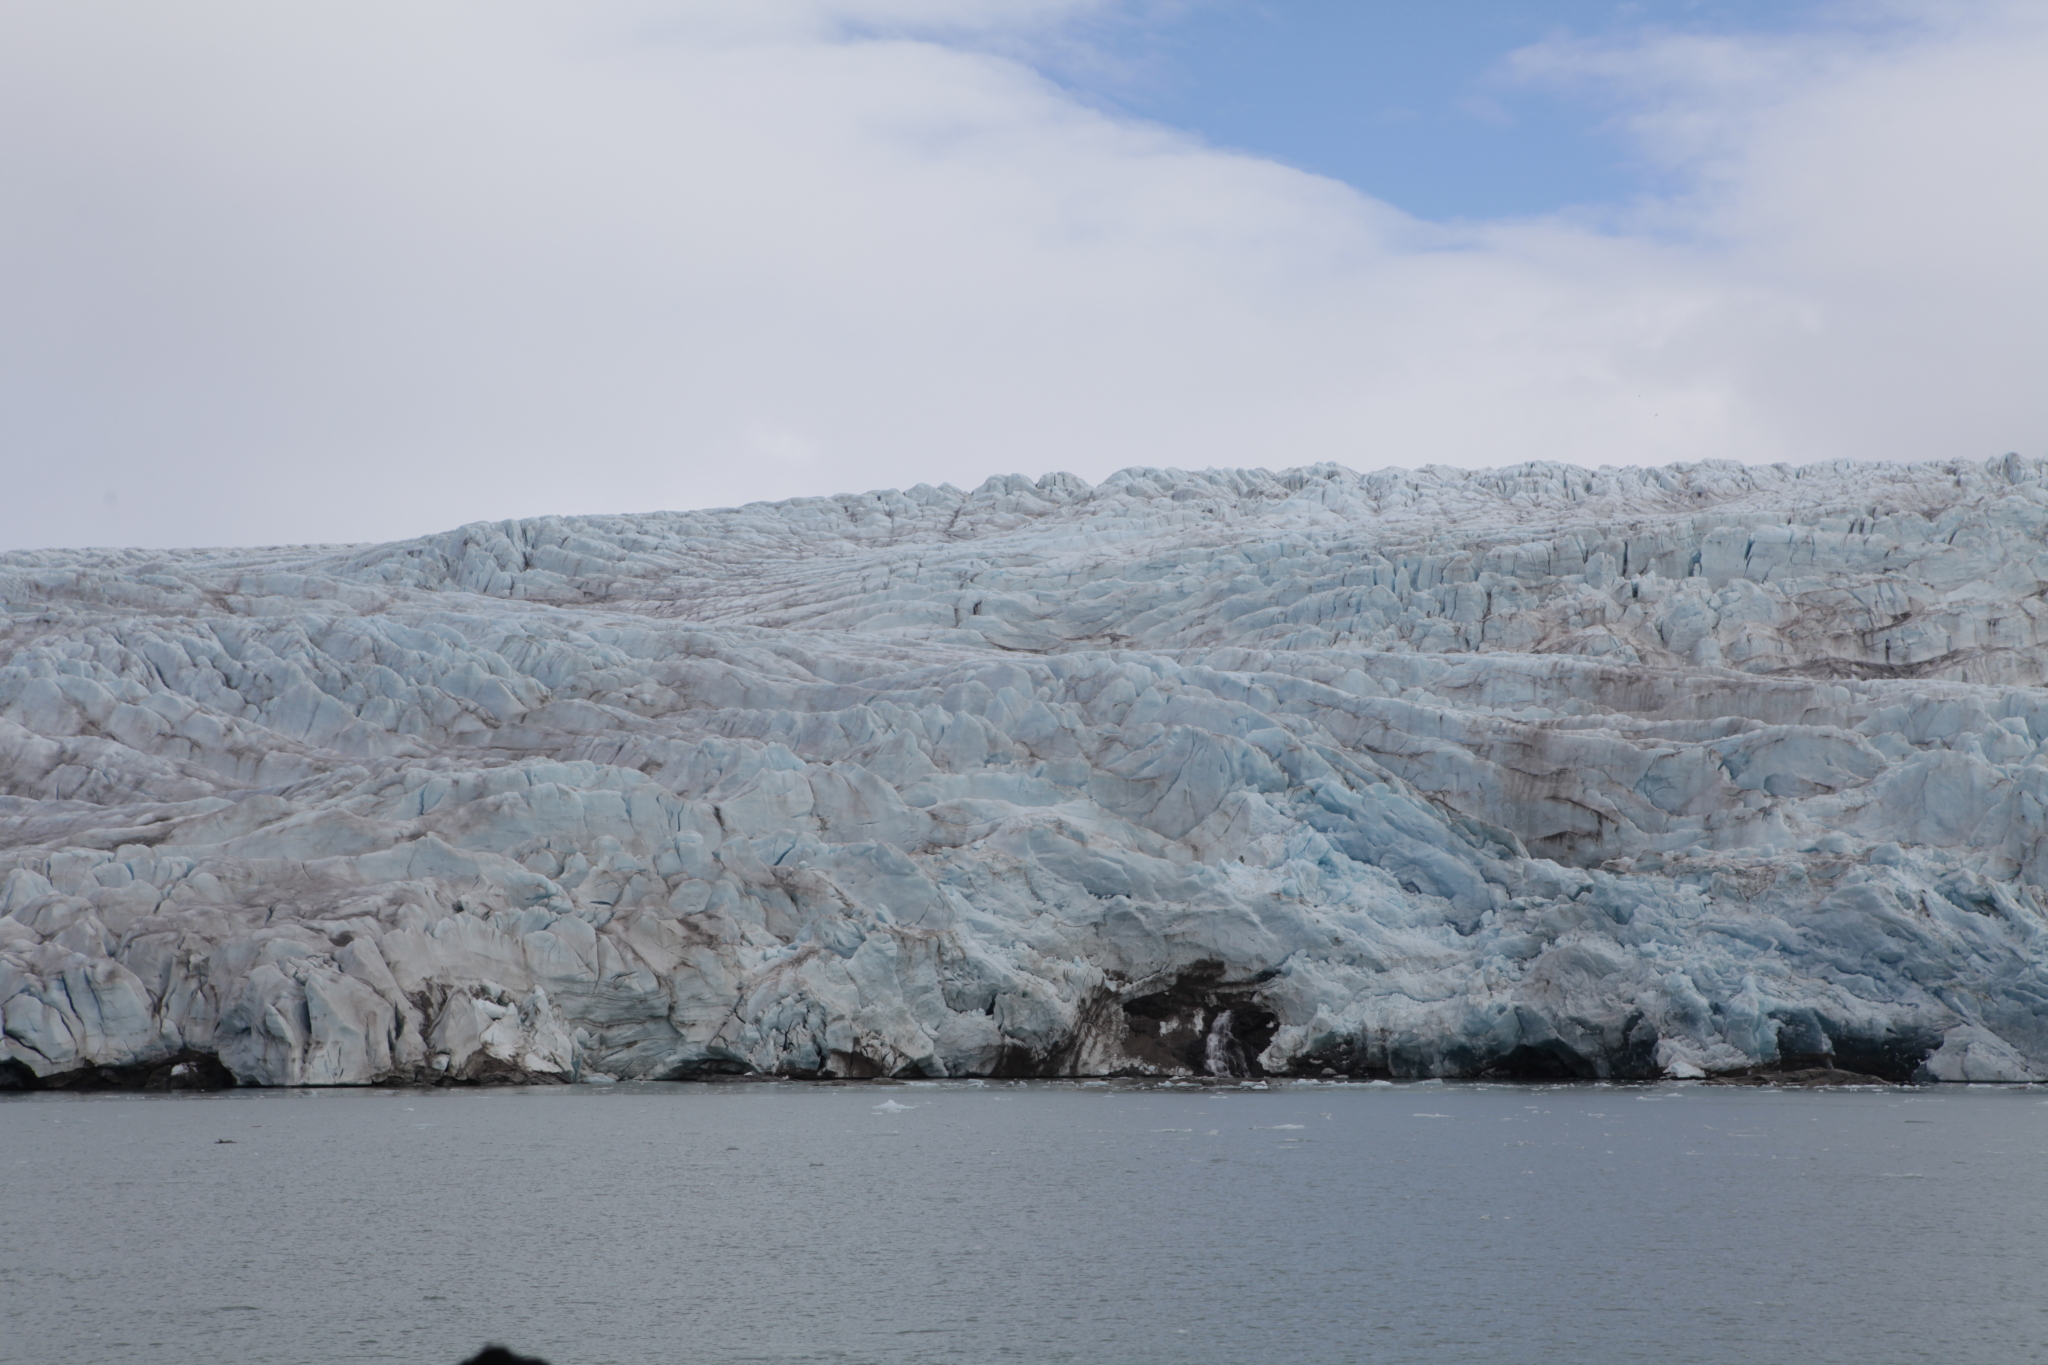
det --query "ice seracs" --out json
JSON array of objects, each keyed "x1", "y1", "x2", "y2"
[{"x1": 5, "y1": 456, "x2": 2048, "y2": 1087}]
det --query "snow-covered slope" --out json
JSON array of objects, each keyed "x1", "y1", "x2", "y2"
[{"x1": 6, "y1": 458, "x2": 2048, "y2": 1087}]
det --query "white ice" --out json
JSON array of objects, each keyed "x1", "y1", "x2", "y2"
[{"x1": 4, "y1": 457, "x2": 2047, "y2": 1085}]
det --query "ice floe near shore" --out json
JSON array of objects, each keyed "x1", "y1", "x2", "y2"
[{"x1": 5, "y1": 457, "x2": 2048, "y2": 1086}]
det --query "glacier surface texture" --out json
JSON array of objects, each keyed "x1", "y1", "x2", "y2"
[{"x1": 5, "y1": 459, "x2": 2048, "y2": 1087}]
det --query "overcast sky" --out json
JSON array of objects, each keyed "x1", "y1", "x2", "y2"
[{"x1": 3, "y1": 0, "x2": 2044, "y2": 550}]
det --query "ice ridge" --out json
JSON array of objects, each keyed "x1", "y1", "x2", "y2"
[{"x1": 4, "y1": 456, "x2": 2047, "y2": 1087}]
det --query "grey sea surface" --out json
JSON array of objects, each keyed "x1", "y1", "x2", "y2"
[{"x1": 3, "y1": 1080, "x2": 2045, "y2": 1365}]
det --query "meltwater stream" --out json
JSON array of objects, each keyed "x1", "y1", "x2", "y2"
[{"x1": 4, "y1": 1081, "x2": 2046, "y2": 1365}]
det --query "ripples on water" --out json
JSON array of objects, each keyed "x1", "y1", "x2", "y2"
[{"x1": 3, "y1": 1080, "x2": 2045, "y2": 1365}]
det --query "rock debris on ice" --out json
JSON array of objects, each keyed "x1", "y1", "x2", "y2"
[{"x1": 5, "y1": 457, "x2": 2048, "y2": 1087}]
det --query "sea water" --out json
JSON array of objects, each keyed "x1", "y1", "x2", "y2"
[{"x1": 3, "y1": 1080, "x2": 2045, "y2": 1365}]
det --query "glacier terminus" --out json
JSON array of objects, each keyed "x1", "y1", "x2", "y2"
[{"x1": 5, "y1": 458, "x2": 2048, "y2": 1088}]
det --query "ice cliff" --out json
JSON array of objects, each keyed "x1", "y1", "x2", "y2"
[{"x1": 5, "y1": 458, "x2": 2048, "y2": 1087}]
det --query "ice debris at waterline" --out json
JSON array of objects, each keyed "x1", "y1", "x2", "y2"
[{"x1": 5, "y1": 458, "x2": 2048, "y2": 1089}]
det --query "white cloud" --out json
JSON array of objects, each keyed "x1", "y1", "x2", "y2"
[
  {"x1": 0, "y1": 0, "x2": 2042, "y2": 549},
  {"x1": 1505, "y1": 0, "x2": 2048, "y2": 462}
]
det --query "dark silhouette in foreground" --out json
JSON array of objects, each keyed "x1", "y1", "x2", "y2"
[{"x1": 458, "y1": 1349, "x2": 549, "y2": 1365}]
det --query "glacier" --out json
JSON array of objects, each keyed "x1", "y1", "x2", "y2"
[{"x1": 5, "y1": 457, "x2": 2048, "y2": 1088}]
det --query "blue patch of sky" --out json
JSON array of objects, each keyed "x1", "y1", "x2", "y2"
[{"x1": 1045, "y1": 0, "x2": 1861, "y2": 222}]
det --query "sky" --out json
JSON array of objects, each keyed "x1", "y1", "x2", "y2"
[{"x1": 1, "y1": 0, "x2": 2044, "y2": 550}]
